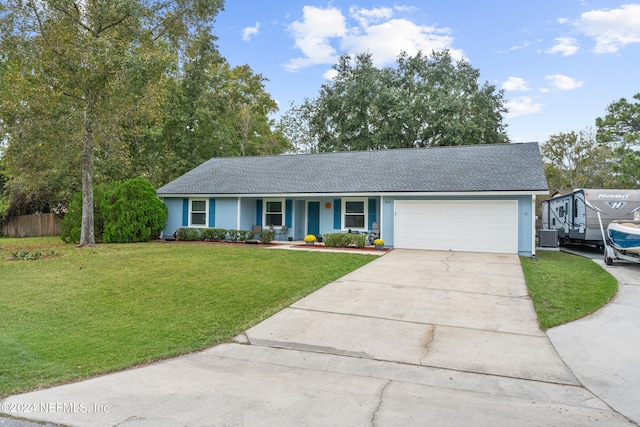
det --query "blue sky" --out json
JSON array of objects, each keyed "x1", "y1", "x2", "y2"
[{"x1": 212, "y1": 1, "x2": 640, "y2": 143}]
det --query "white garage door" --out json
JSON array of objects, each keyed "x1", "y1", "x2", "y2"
[{"x1": 394, "y1": 200, "x2": 519, "y2": 254}]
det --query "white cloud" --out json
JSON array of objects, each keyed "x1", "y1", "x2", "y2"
[
  {"x1": 505, "y1": 96, "x2": 544, "y2": 118},
  {"x1": 575, "y1": 4, "x2": 640, "y2": 53},
  {"x1": 349, "y1": 6, "x2": 393, "y2": 28},
  {"x1": 546, "y1": 37, "x2": 579, "y2": 56},
  {"x1": 342, "y1": 18, "x2": 461, "y2": 67},
  {"x1": 502, "y1": 77, "x2": 530, "y2": 92},
  {"x1": 285, "y1": 5, "x2": 461, "y2": 72},
  {"x1": 393, "y1": 5, "x2": 419, "y2": 14},
  {"x1": 285, "y1": 6, "x2": 347, "y2": 72},
  {"x1": 497, "y1": 40, "x2": 531, "y2": 54},
  {"x1": 323, "y1": 68, "x2": 338, "y2": 81},
  {"x1": 545, "y1": 74, "x2": 584, "y2": 91},
  {"x1": 242, "y1": 23, "x2": 260, "y2": 42}
]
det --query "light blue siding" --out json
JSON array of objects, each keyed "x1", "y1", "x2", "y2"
[
  {"x1": 295, "y1": 200, "x2": 306, "y2": 240},
  {"x1": 239, "y1": 198, "x2": 257, "y2": 230},
  {"x1": 215, "y1": 198, "x2": 239, "y2": 229},
  {"x1": 161, "y1": 198, "x2": 186, "y2": 237},
  {"x1": 317, "y1": 198, "x2": 335, "y2": 236},
  {"x1": 517, "y1": 196, "x2": 534, "y2": 256},
  {"x1": 382, "y1": 198, "x2": 394, "y2": 245}
]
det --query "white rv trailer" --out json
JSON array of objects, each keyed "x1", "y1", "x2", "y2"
[{"x1": 541, "y1": 188, "x2": 640, "y2": 248}]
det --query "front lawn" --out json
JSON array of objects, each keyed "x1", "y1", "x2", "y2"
[
  {"x1": 0, "y1": 238, "x2": 375, "y2": 396},
  {"x1": 521, "y1": 250, "x2": 618, "y2": 330}
]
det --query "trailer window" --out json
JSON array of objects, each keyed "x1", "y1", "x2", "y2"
[{"x1": 558, "y1": 206, "x2": 565, "y2": 217}]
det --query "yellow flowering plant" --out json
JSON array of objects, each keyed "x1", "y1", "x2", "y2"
[
  {"x1": 373, "y1": 238, "x2": 384, "y2": 246},
  {"x1": 304, "y1": 234, "x2": 317, "y2": 242}
]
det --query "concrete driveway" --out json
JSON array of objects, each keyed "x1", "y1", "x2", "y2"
[
  {"x1": 548, "y1": 257, "x2": 640, "y2": 424},
  {"x1": 1, "y1": 250, "x2": 633, "y2": 426}
]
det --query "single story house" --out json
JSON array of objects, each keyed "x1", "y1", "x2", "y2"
[{"x1": 157, "y1": 142, "x2": 549, "y2": 256}]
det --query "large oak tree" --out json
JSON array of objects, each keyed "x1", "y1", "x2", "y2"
[
  {"x1": 0, "y1": 0, "x2": 223, "y2": 246},
  {"x1": 280, "y1": 50, "x2": 508, "y2": 152}
]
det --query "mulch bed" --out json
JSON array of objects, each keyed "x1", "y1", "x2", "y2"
[
  {"x1": 157, "y1": 239, "x2": 389, "y2": 252},
  {"x1": 156, "y1": 239, "x2": 273, "y2": 247},
  {"x1": 293, "y1": 244, "x2": 388, "y2": 252}
]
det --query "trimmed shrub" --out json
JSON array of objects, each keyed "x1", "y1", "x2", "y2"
[
  {"x1": 259, "y1": 229, "x2": 274, "y2": 244},
  {"x1": 238, "y1": 230, "x2": 254, "y2": 242},
  {"x1": 227, "y1": 229, "x2": 240, "y2": 242},
  {"x1": 200, "y1": 228, "x2": 227, "y2": 241},
  {"x1": 101, "y1": 177, "x2": 168, "y2": 243},
  {"x1": 175, "y1": 228, "x2": 253, "y2": 242},
  {"x1": 211, "y1": 228, "x2": 227, "y2": 241},
  {"x1": 175, "y1": 227, "x2": 202, "y2": 241},
  {"x1": 324, "y1": 233, "x2": 366, "y2": 248},
  {"x1": 200, "y1": 228, "x2": 216, "y2": 241},
  {"x1": 323, "y1": 233, "x2": 344, "y2": 247},
  {"x1": 352, "y1": 234, "x2": 366, "y2": 248}
]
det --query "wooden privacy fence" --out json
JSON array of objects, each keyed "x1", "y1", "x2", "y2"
[{"x1": 2, "y1": 213, "x2": 61, "y2": 237}]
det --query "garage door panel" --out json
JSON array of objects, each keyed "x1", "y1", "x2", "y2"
[{"x1": 395, "y1": 200, "x2": 518, "y2": 254}]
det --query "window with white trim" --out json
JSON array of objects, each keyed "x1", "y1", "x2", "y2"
[
  {"x1": 190, "y1": 199, "x2": 208, "y2": 227},
  {"x1": 343, "y1": 198, "x2": 367, "y2": 230},
  {"x1": 264, "y1": 199, "x2": 284, "y2": 227}
]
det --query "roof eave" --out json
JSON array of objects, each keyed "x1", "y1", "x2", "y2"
[{"x1": 157, "y1": 189, "x2": 550, "y2": 198}]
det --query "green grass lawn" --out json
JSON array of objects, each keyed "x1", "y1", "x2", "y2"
[
  {"x1": 521, "y1": 250, "x2": 618, "y2": 331},
  {"x1": 0, "y1": 238, "x2": 618, "y2": 397},
  {"x1": 0, "y1": 237, "x2": 375, "y2": 397}
]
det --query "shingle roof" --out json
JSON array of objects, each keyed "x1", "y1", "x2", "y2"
[{"x1": 157, "y1": 142, "x2": 548, "y2": 195}]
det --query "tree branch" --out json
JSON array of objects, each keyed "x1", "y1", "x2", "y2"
[
  {"x1": 31, "y1": 3, "x2": 66, "y2": 60},
  {"x1": 47, "y1": 2, "x2": 93, "y2": 34}
]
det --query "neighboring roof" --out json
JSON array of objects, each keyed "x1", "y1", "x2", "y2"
[{"x1": 157, "y1": 142, "x2": 549, "y2": 196}]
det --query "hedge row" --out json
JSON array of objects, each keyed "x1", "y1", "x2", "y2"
[
  {"x1": 175, "y1": 227, "x2": 274, "y2": 244},
  {"x1": 323, "y1": 233, "x2": 366, "y2": 248}
]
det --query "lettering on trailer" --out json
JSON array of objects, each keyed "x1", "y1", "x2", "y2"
[
  {"x1": 607, "y1": 201, "x2": 627, "y2": 209},
  {"x1": 598, "y1": 193, "x2": 630, "y2": 199}
]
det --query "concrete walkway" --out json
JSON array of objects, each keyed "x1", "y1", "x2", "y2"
[
  {"x1": 1, "y1": 250, "x2": 634, "y2": 426},
  {"x1": 547, "y1": 258, "x2": 640, "y2": 425}
]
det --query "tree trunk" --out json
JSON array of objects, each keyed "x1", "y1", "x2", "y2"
[{"x1": 79, "y1": 97, "x2": 96, "y2": 247}]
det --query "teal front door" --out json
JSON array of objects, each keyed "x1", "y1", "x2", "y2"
[{"x1": 307, "y1": 202, "x2": 320, "y2": 236}]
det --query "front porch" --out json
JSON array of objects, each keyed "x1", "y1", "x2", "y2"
[{"x1": 161, "y1": 195, "x2": 383, "y2": 245}]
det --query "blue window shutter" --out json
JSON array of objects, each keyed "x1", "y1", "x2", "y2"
[
  {"x1": 285, "y1": 199, "x2": 292, "y2": 227},
  {"x1": 182, "y1": 199, "x2": 188, "y2": 227},
  {"x1": 333, "y1": 199, "x2": 341, "y2": 229},
  {"x1": 208, "y1": 198, "x2": 215, "y2": 227},
  {"x1": 256, "y1": 199, "x2": 263, "y2": 226},
  {"x1": 368, "y1": 198, "x2": 377, "y2": 229}
]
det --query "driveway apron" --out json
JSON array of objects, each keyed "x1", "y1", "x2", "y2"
[
  {"x1": 547, "y1": 259, "x2": 640, "y2": 425},
  {"x1": 1, "y1": 250, "x2": 633, "y2": 426}
]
